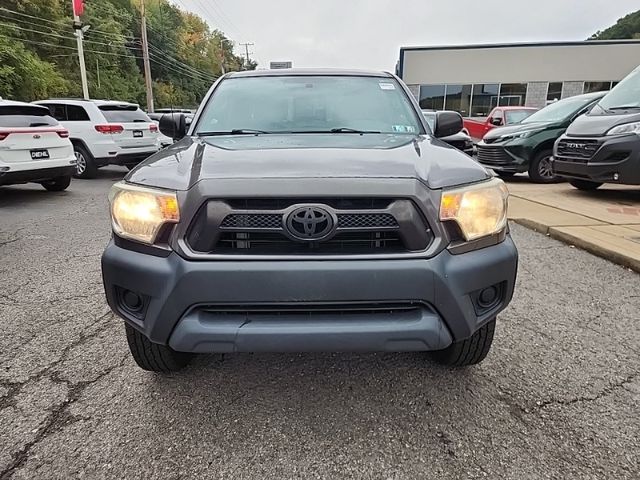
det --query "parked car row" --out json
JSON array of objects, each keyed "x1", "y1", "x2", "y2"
[
  {"x1": 476, "y1": 92, "x2": 607, "y2": 182},
  {"x1": 0, "y1": 97, "x2": 174, "y2": 191},
  {"x1": 471, "y1": 64, "x2": 640, "y2": 187}
]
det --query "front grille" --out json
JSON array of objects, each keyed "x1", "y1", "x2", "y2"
[
  {"x1": 216, "y1": 231, "x2": 404, "y2": 255},
  {"x1": 477, "y1": 146, "x2": 513, "y2": 165},
  {"x1": 220, "y1": 214, "x2": 282, "y2": 229},
  {"x1": 337, "y1": 213, "x2": 397, "y2": 229},
  {"x1": 555, "y1": 139, "x2": 600, "y2": 161},
  {"x1": 185, "y1": 198, "x2": 433, "y2": 256}
]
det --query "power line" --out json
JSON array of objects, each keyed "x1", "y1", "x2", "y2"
[
  {"x1": 149, "y1": 53, "x2": 216, "y2": 82},
  {"x1": 0, "y1": 6, "x2": 138, "y2": 43},
  {"x1": 149, "y1": 56, "x2": 215, "y2": 83},
  {"x1": 0, "y1": 33, "x2": 144, "y2": 59},
  {"x1": 147, "y1": 42, "x2": 216, "y2": 80},
  {"x1": 0, "y1": 21, "x2": 138, "y2": 50}
]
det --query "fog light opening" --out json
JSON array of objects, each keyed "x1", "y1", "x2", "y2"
[
  {"x1": 478, "y1": 286, "x2": 499, "y2": 308},
  {"x1": 123, "y1": 291, "x2": 143, "y2": 312}
]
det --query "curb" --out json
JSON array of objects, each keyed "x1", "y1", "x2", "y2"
[{"x1": 511, "y1": 218, "x2": 640, "y2": 274}]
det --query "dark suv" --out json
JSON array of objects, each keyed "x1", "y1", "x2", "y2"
[{"x1": 101, "y1": 69, "x2": 518, "y2": 373}]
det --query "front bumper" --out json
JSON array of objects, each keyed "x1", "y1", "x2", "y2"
[
  {"x1": 476, "y1": 142, "x2": 529, "y2": 173},
  {"x1": 95, "y1": 150, "x2": 159, "y2": 167},
  {"x1": 553, "y1": 134, "x2": 640, "y2": 185},
  {"x1": 101, "y1": 237, "x2": 518, "y2": 353}
]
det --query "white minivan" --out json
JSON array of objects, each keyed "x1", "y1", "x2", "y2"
[{"x1": 0, "y1": 99, "x2": 75, "y2": 191}]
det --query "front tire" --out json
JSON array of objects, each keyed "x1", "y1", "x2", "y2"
[
  {"x1": 569, "y1": 179, "x2": 603, "y2": 191},
  {"x1": 125, "y1": 323, "x2": 193, "y2": 373},
  {"x1": 528, "y1": 149, "x2": 558, "y2": 183},
  {"x1": 41, "y1": 175, "x2": 71, "y2": 192},
  {"x1": 432, "y1": 319, "x2": 495, "y2": 367},
  {"x1": 73, "y1": 144, "x2": 97, "y2": 179}
]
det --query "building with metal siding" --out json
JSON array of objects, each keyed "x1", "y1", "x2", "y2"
[{"x1": 398, "y1": 41, "x2": 640, "y2": 117}]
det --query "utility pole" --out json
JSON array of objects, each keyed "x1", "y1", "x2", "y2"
[
  {"x1": 239, "y1": 42, "x2": 254, "y2": 70},
  {"x1": 72, "y1": 1, "x2": 89, "y2": 99},
  {"x1": 140, "y1": 0, "x2": 154, "y2": 112},
  {"x1": 219, "y1": 39, "x2": 226, "y2": 75},
  {"x1": 96, "y1": 59, "x2": 100, "y2": 89}
]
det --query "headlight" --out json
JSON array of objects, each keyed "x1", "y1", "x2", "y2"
[
  {"x1": 109, "y1": 182, "x2": 180, "y2": 244},
  {"x1": 606, "y1": 121, "x2": 640, "y2": 135},
  {"x1": 440, "y1": 178, "x2": 509, "y2": 241},
  {"x1": 499, "y1": 129, "x2": 541, "y2": 141}
]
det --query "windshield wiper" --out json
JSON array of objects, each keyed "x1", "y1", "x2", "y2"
[
  {"x1": 329, "y1": 127, "x2": 381, "y2": 134},
  {"x1": 606, "y1": 105, "x2": 640, "y2": 111},
  {"x1": 198, "y1": 129, "x2": 273, "y2": 136}
]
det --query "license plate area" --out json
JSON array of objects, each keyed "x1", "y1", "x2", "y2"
[
  {"x1": 30, "y1": 149, "x2": 50, "y2": 160},
  {"x1": 133, "y1": 130, "x2": 143, "y2": 138}
]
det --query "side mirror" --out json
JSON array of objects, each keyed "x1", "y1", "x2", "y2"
[
  {"x1": 491, "y1": 117, "x2": 503, "y2": 126},
  {"x1": 159, "y1": 113, "x2": 187, "y2": 140},
  {"x1": 434, "y1": 111, "x2": 463, "y2": 138}
]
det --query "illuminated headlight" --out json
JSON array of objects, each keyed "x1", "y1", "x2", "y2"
[
  {"x1": 109, "y1": 182, "x2": 179, "y2": 244},
  {"x1": 607, "y1": 121, "x2": 640, "y2": 135},
  {"x1": 440, "y1": 178, "x2": 509, "y2": 241}
]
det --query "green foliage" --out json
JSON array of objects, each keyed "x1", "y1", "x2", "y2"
[
  {"x1": 0, "y1": 0, "x2": 252, "y2": 108},
  {"x1": 590, "y1": 9, "x2": 640, "y2": 40}
]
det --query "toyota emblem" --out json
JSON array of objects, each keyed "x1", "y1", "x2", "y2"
[
  {"x1": 285, "y1": 205, "x2": 336, "y2": 241},
  {"x1": 33, "y1": 134, "x2": 41, "y2": 139}
]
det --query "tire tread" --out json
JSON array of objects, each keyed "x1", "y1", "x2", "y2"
[{"x1": 125, "y1": 323, "x2": 192, "y2": 373}]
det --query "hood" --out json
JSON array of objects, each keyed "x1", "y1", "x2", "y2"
[
  {"x1": 126, "y1": 133, "x2": 490, "y2": 191},
  {"x1": 483, "y1": 122, "x2": 553, "y2": 141},
  {"x1": 566, "y1": 110, "x2": 640, "y2": 137}
]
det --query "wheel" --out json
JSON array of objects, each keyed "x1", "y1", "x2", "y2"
[
  {"x1": 431, "y1": 319, "x2": 495, "y2": 367},
  {"x1": 73, "y1": 144, "x2": 97, "y2": 179},
  {"x1": 496, "y1": 171, "x2": 515, "y2": 179},
  {"x1": 125, "y1": 323, "x2": 194, "y2": 373},
  {"x1": 41, "y1": 175, "x2": 71, "y2": 192},
  {"x1": 528, "y1": 149, "x2": 558, "y2": 183},
  {"x1": 569, "y1": 179, "x2": 603, "y2": 191}
]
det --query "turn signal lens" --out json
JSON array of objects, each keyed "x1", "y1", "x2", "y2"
[
  {"x1": 109, "y1": 182, "x2": 179, "y2": 244},
  {"x1": 440, "y1": 178, "x2": 509, "y2": 241}
]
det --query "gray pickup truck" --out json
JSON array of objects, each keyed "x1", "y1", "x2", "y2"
[{"x1": 101, "y1": 69, "x2": 518, "y2": 373}]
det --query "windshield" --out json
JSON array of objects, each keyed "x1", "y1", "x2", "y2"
[
  {"x1": 196, "y1": 75, "x2": 423, "y2": 135},
  {"x1": 522, "y1": 96, "x2": 595, "y2": 124},
  {"x1": 597, "y1": 67, "x2": 640, "y2": 111},
  {"x1": 505, "y1": 110, "x2": 534, "y2": 124}
]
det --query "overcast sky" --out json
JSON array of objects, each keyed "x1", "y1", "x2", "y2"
[{"x1": 174, "y1": 0, "x2": 638, "y2": 71}]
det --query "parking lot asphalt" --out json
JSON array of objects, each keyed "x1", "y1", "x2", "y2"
[{"x1": 1, "y1": 169, "x2": 639, "y2": 479}]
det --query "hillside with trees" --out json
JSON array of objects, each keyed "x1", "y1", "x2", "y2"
[
  {"x1": 590, "y1": 9, "x2": 640, "y2": 40},
  {"x1": 0, "y1": 0, "x2": 254, "y2": 107}
]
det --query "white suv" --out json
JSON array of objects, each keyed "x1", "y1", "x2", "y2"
[
  {"x1": 0, "y1": 99, "x2": 75, "y2": 191},
  {"x1": 33, "y1": 99, "x2": 160, "y2": 178}
]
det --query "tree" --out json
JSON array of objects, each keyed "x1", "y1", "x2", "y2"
[
  {"x1": 590, "y1": 9, "x2": 640, "y2": 40},
  {"x1": 0, "y1": 0, "x2": 251, "y2": 106}
]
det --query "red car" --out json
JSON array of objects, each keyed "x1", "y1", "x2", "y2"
[{"x1": 464, "y1": 106, "x2": 538, "y2": 141}]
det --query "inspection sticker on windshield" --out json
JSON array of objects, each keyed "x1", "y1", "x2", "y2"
[
  {"x1": 379, "y1": 82, "x2": 396, "y2": 90},
  {"x1": 392, "y1": 125, "x2": 416, "y2": 133}
]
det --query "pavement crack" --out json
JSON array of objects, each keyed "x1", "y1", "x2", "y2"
[
  {"x1": 533, "y1": 372, "x2": 639, "y2": 410},
  {"x1": 0, "y1": 354, "x2": 128, "y2": 480},
  {"x1": 0, "y1": 310, "x2": 114, "y2": 401}
]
